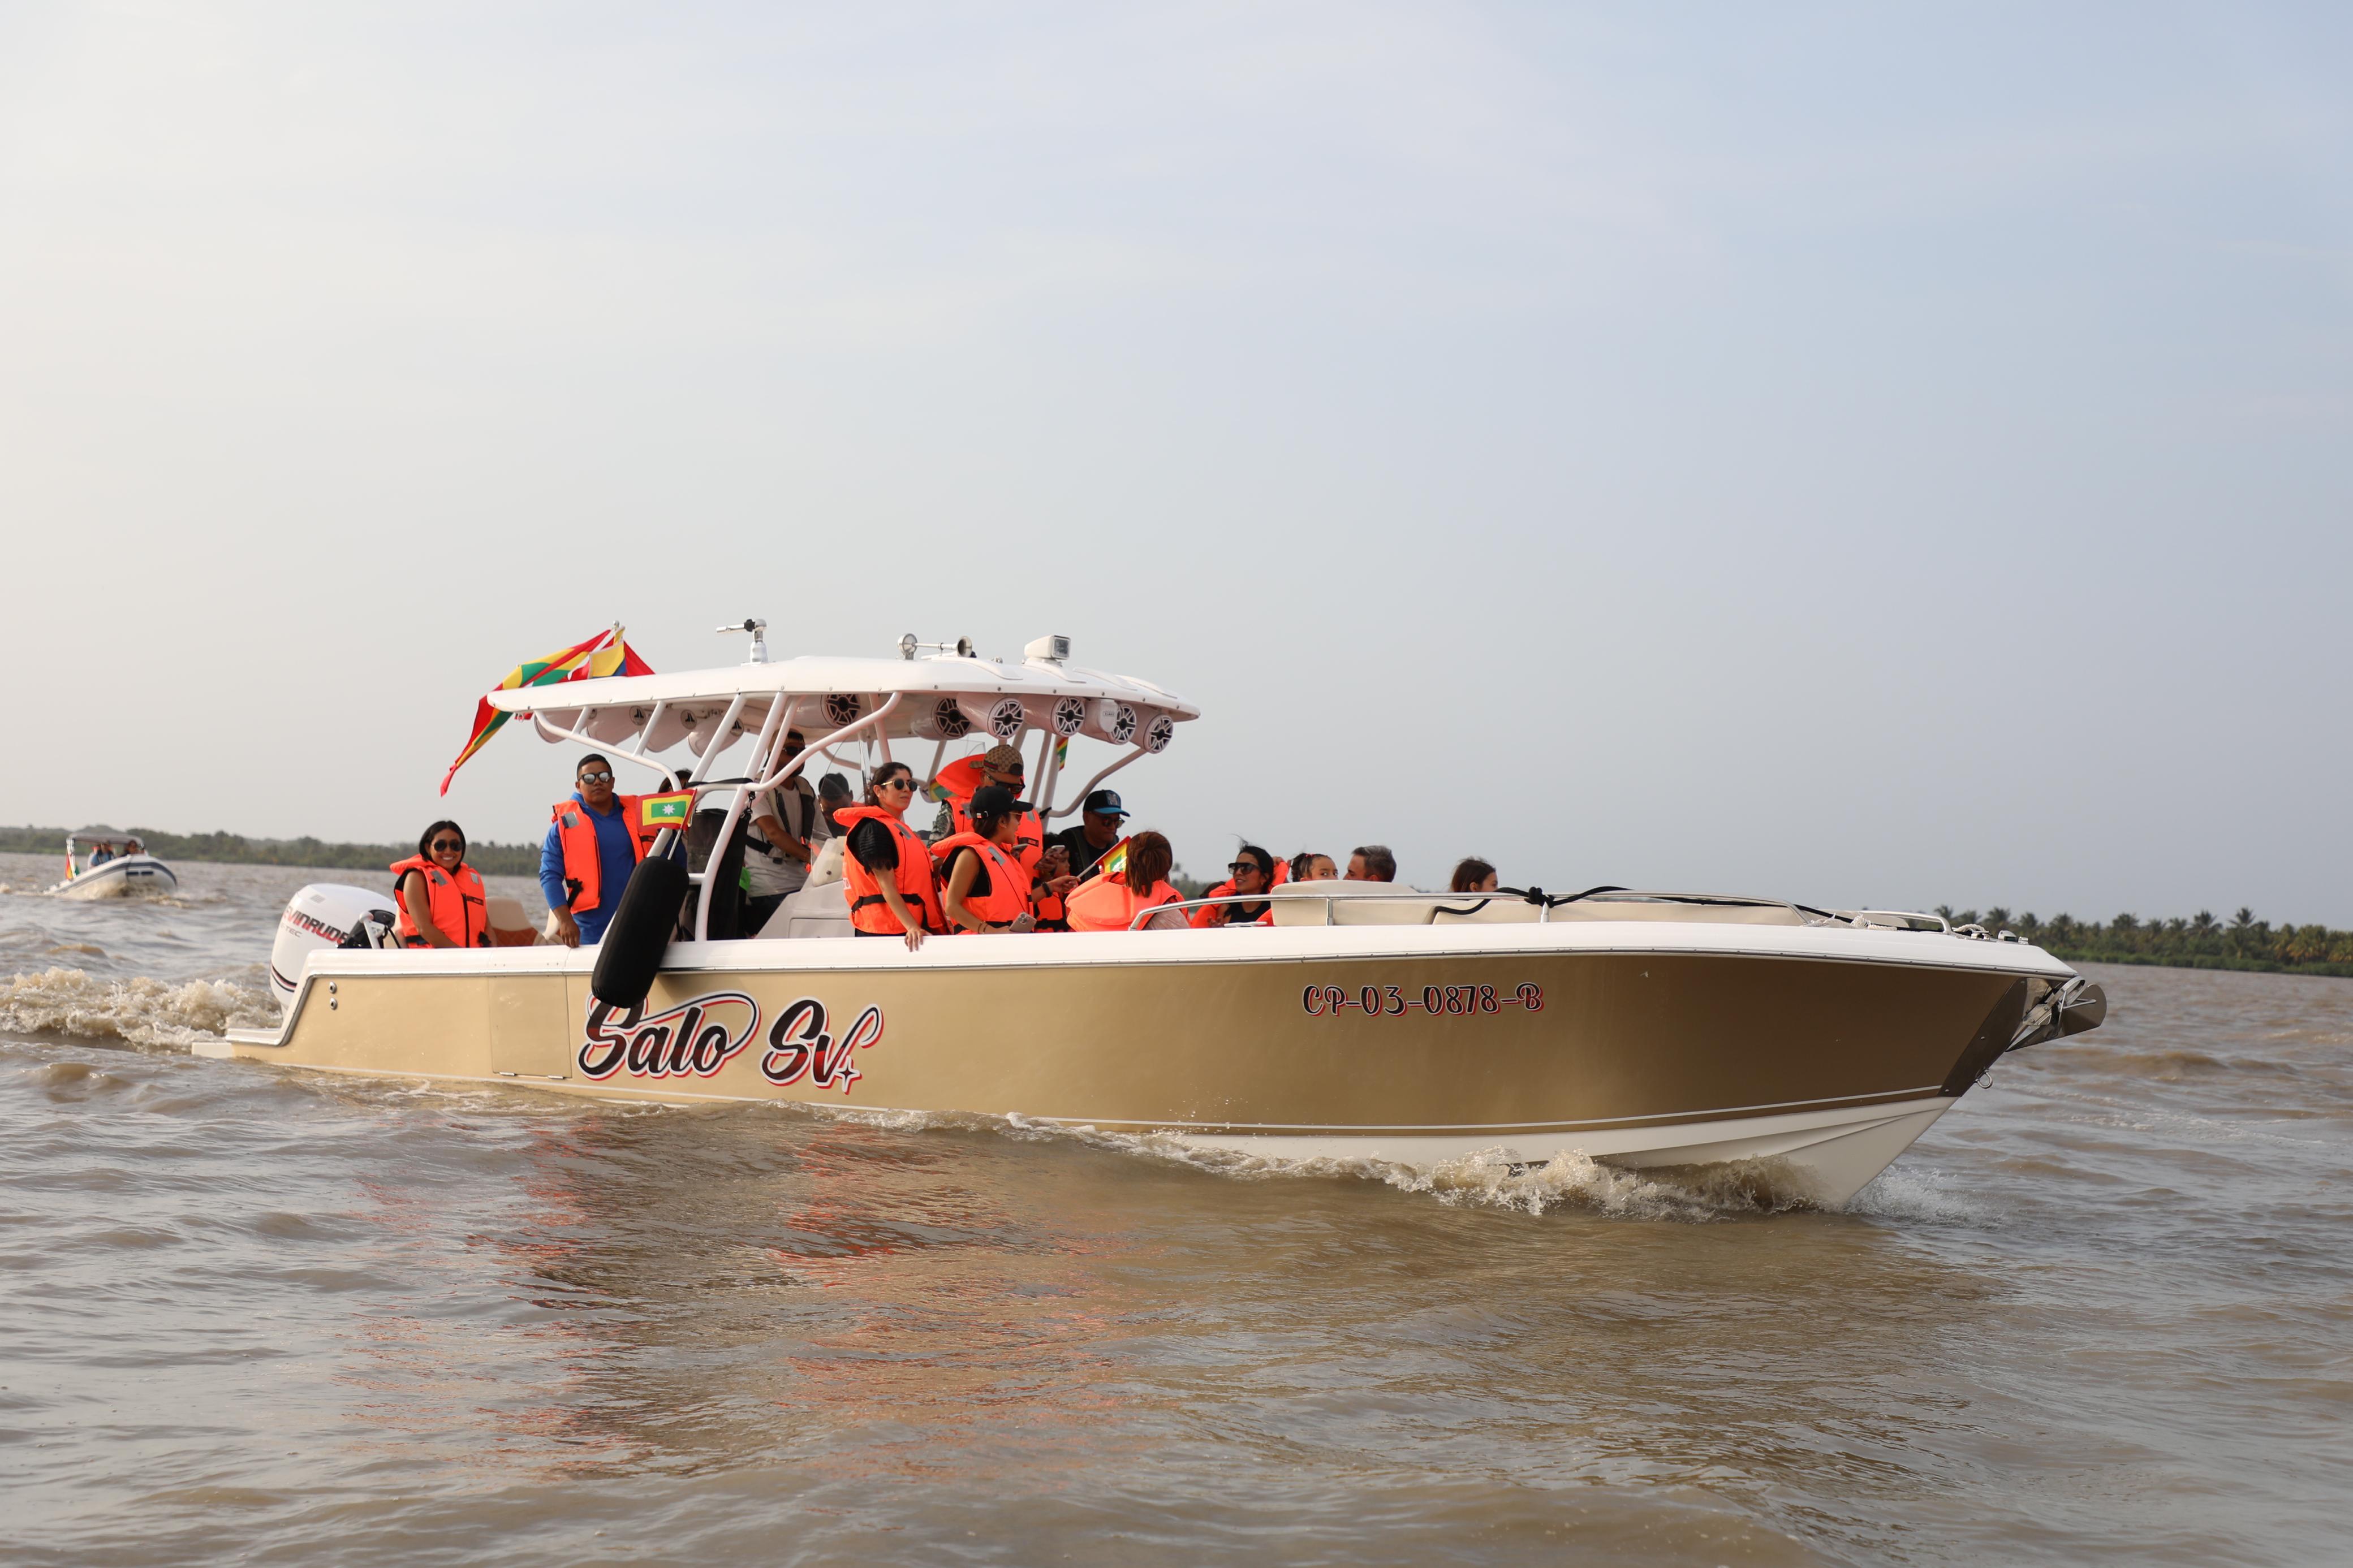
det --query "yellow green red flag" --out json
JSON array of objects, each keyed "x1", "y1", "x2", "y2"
[
  {"x1": 439, "y1": 624, "x2": 655, "y2": 795},
  {"x1": 1085, "y1": 835, "x2": 1131, "y2": 883},
  {"x1": 639, "y1": 792, "x2": 695, "y2": 831}
]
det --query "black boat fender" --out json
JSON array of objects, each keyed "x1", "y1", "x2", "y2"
[{"x1": 590, "y1": 852, "x2": 689, "y2": 1010}]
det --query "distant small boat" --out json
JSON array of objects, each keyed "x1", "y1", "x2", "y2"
[{"x1": 45, "y1": 828, "x2": 178, "y2": 901}]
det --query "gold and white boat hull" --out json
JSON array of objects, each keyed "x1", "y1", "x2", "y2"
[{"x1": 208, "y1": 921, "x2": 2090, "y2": 1207}]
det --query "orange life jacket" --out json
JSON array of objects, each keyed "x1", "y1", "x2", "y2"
[
  {"x1": 930, "y1": 832, "x2": 1035, "y2": 930},
  {"x1": 389, "y1": 854, "x2": 489, "y2": 947},
  {"x1": 1187, "y1": 861, "x2": 1288, "y2": 928},
  {"x1": 837, "y1": 806, "x2": 943, "y2": 935},
  {"x1": 550, "y1": 794, "x2": 648, "y2": 915},
  {"x1": 936, "y1": 754, "x2": 1058, "y2": 921},
  {"x1": 1064, "y1": 870, "x2": 1185, "y2": 932}
]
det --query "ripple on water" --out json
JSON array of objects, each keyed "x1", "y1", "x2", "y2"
[{"x1": 2, "y1": 884, "x2": 2351, "y2": 1566}]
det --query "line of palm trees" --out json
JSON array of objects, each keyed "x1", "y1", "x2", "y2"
[{"x1": 1936, "y1": 906, "x2": 2353, "y2": 971}]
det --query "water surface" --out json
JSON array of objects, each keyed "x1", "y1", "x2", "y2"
[{"x1": 3, "y1": 852, "x2": 2347, "y2": 1566}]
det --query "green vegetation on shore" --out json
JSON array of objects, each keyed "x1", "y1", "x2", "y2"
[
  {"x1": 1, "y1": 824, "x2": 542, "y2": 879},
  {"x1": 1940, "y1": 906, "x2": 2353, "y2": 979}
]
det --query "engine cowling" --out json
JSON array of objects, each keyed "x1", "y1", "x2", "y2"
[{"x1": 269, "y1": 883, "x2": 395, "y2": 1010}]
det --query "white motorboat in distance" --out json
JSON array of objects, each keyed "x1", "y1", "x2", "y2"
[
  {"x1": 45, "y1": 829, "x2": 178, "y2": 900},
  {"x1": 206, "y1": 629, "x2": 2106, "y2": 1207}
]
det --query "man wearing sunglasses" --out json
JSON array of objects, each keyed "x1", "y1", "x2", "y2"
[{"x1": 540, "y1": 753, "x2": 653, "y2": 948}]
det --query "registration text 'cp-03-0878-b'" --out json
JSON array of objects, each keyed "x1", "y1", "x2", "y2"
[{"x1": 1302, "y1": 983, "x2": 1544, "y2": 1018}]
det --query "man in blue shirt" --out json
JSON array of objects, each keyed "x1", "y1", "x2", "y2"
[{"x1": 541, "y1": 754, "x2": 644, "y2": 947}]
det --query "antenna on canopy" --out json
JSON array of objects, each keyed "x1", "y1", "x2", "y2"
[{"x1": 717, "y1": 618, "x2": 769, "y2": 664}]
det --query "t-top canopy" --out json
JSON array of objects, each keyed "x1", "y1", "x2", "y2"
[{"x1": 488, "y1": 649, "x2": 1200, "y2": 761}]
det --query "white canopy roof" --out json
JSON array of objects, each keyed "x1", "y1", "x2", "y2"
[{"x1": 490, "y1": 650, "x2": 1200, "y2": 763}]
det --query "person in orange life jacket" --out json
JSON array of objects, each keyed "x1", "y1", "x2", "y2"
[
  {"x1": 540, "y1": 753, "x2": 653, "y2": 949},
  {"x1": 1190, "y1": 843, "x2": 1285, "y2": 928},
  {"x1": 935, "y1": 744, "x2": 1060, "y2": 872},
  {"x1": 1047, "y1": 789, "x2": 1130, "y2": 883},
  {"x1": 934, "y1": 743, "x2": 1073, "y2": 922},
  {"x1": 1066, "y1": 830, "x2": 1188, "y2": 932},
  {"x1": 390, "y1": 819, "x2": 489, "y2": 948},
  {"x1": 837, "y1": 762, "x2": 939, "y2": 951},
  {"x1": 1290, "y1": 850, "x2": 1338, "y2": 883},
  {"x1": 934, "y1": 785, "x2": 1040, "y2": 934}
]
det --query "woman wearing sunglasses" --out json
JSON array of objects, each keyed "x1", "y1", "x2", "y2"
[
  {"x1": 390, "y1": 820, "x2": 490, "y2": 949},
  {"x1": 834, "y1": 762, "x2": 943, "y2": 950},
  {"x1": 1188, "y1": 843, "x2": 1285, "y2": 928}
]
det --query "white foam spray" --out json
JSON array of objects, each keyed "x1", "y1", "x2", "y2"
[{"x1": 0, "y1": 966, "x2": 276, "y2": 1049}]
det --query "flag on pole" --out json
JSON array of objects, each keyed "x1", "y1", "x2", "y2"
[
  {"x1": 438, "y1": 624, "x2": 655, "y2": 795},
  {"x1": 1053, "y1": 736, "x2": 1070, "y2": 770}
]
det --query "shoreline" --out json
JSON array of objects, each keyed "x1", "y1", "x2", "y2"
[
  {"x1": 0, "y1": 826, "x2": 540, "y2": 878},
  {"x1": 2053, "y1": 951, "x2": 2353, "y2": 981}
]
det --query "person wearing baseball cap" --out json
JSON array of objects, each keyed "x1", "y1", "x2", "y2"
[
  {"x1": 931, "y1": 742, "x2": 1066, "y2": 921},
  {"x1": 1049, "y1": 788, "x2": 1131, "y2": 883}
]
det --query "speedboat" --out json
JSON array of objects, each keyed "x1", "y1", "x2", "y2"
[
  {"x1": 45, "y1": 830, "x2": 178, "y2": 900},
  {"x1": 201, "y1": 629, "x2": 2105, "y2": 1206}
]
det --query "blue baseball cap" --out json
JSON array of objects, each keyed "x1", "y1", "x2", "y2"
[{"x1": 1083, "y1": 789, "x2": 1129, "y2": 817}]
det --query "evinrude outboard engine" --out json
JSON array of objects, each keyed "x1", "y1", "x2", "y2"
[{"x1": 270, "y1": 883, "x2": 396, "y2": 1010}]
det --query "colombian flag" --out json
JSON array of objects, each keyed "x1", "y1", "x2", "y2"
[{"x1": 439, "y1": 624, "x2": 655, "y2": 794}]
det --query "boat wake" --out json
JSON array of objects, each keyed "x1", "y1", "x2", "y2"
[
  {"x1": 0, "y1": 966, "x2": 277, "y2": 1049},
  {"x1": 788, "y1": 1103, "x2": 1830, "y2": 1220}
]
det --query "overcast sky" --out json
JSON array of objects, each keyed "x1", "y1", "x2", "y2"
[{"x1": 2, "y1": 3, "x2": 2347, "y2": 921}]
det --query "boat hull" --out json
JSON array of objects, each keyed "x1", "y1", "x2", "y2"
[
  {"x1": 47, "y1": 856, "x2": 178, "y2": 900},
  {"x1": 208, "y1": 923, "x2": 2072, "y2": 1206}
]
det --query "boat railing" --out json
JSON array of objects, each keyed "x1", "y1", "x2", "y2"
[
  {"x1": 1135, "y1": 886, "x2": 1839, "y2": 930},
  {"x1": 1841, "y1": 909, "x2": 1953, "y2": 933}
]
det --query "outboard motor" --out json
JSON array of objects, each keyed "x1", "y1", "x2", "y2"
[{"x1": 270, "y1": 883, "x2": 396, "y2": 1011}]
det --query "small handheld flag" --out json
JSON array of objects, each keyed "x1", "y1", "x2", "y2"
[
  {"x1": 639, "y1": 792, "x2": 695, "y2": 831},
  {"x1": 1084, "y1": 835, "x2": 1131, "y2": 884},
  {"x1": 439, "y1": 624, "x2": 655, "y2": 795}
]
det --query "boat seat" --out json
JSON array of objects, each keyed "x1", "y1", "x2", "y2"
[
  {"x1": 763, "y1": 840, "x2": 853, "y2": 938},
  {"x1": 485, "y1": 896, "x2": 541, "y2": 947},
  {"x1": 1268, "y1": 880, "x2": 1438, "y2": 927}
]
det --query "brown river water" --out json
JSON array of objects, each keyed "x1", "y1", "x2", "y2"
[{"x1": 2, "y1": 852, "x2": 2349, "y2": 1566}]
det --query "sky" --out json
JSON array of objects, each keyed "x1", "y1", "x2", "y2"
[{"x1": 2, "y1": 2, "x2": 2348, "y2": 921}]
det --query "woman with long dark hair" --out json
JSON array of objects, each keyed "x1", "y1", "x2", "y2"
[
  {"x1": 831, "y1": 761, "x2": 942, "y2": 949},
  {"x1": 1450, "y1": 857, "x2": 1498, "y2": 893},
  {"x1": 390, "y1": 820, "x2": 489, "y2": 948},
  {"x1": 1190, "y1": 843, "x2": 1282, "y2": 928}
]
